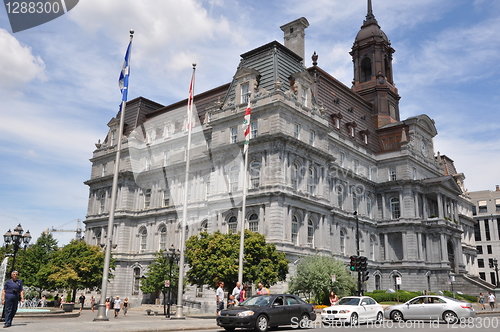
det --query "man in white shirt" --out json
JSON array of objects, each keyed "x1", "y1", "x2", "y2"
[
  {"x1": 216, "y1": 281, "x2": 225, "y2": 315},
  {"x1": 487, "y1": 292, "x2": 496, "y2": 310},
  {"x1": 232, "y1": 282, "x2": 241, "y2": 302}
]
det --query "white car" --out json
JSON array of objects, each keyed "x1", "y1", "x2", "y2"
[{"x1": 321, "y1": 296, "x2": 384, "y2": 326}]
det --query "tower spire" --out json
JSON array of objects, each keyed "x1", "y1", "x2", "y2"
[{"x1": 364, "y1": 0, "x2": 378, "y2": 25}]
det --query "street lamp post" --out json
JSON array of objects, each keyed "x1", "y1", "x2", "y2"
[
  {"x1": 3, "y1": 224, "x2": 32, "y2": 275},
  {"x1": 163, "y1": 245, "x2": 180, "y2": 318},
  {"x1": 490, "y1": 258, "x2": 499, "y2": 288}
]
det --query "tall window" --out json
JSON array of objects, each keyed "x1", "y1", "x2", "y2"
[
  {"x1": 228, "y1": 216, "x2": 237, "y2": 233},
  {"x1": 476, "y1": 245, "x2": 483, "y2": 254},
  {"x1": 484, "y1": 219, "x2": 491, "y2": 241},
  {"x1": 163, "y1": 124, "x2": 171, "y2": 138},
  {"x1": 241, "y1": 83, "x2": 249, "y2": 104},
  {"x1": 354, "y1": 160, "x2": 359, "y2": 174},
  {"x1": 497, "y1": 218, "x2": 500, "y2": 239},
  {"x1": 230, "y1": 126, "x2": 238, "y2": 144},
  {"x1": 163, "y1": 151, "x2": 170, "y2": 166},
  {"x1": 229, "y1": 165, "x2": 239, "y2": 192},
  {"x1": 249, "y1": 160, "x2": 261, "y2": 189},
  {"x1": 292, "y1": 216, "x2": 299, "y2": 244},
  {"x1": 291, "y1": 162, "x2": 299, "y2": 191},
  {"x1": 163, "y1": 186, "x2": 170, "y2": 207},
  {"x1": 251, "y1": 121, "x2": 258, "y2": 138},
  {"x1": 140, "y1": 227, "x2": 147, "y2": 252},
  {"x1": 309, "y1": 130, "x2": 315, "y2": 146},
  {"x1": 366, "y1": 196, "x2": 373, "y2": 218},
  {"x1": 474, "y1": 222, "x2": 481, "y2": 241},
  {"x1": 110, "y1": 130, "x2": 116, "y2": 146},
  {"x1": 301, "y1": 87, "x2": 307, "y2": 106},
  {"x1": 337, "y1": 185, "x2": 344, "y2": 209},
  {"x1": 369, "y1": 236, "x2": 375, "y2": 260},
  {"x1": 145, "y1": 157, "x2": 151, "y2": 170},
  {"x1": 478, "y1": 201, "x2": 487, "y2": 213},
  {"x1": 307, "y1": 219, "x2": 314, "y2": 245},
  {"x1": 133, "y1": 268, "x2": 141, "y2": 295},
  {"x1": 99, "y1": 192, "x2": 106, "y2": 214},
  {"x1": 388, "y1": 167, "x2": 397, "y2": 181},
  {"x1": 102, "y1": 163, "x2": 107, "y2": 177},
  {"x1": 340, "y1": 229, "x2": 346, "y2": 254},
  {"x1": 204, "y1": 175, "x2": 211, "y2": 198},
  {"x1": 340, "y1": 152, "x2": 345, "y2": 167},
  {"x1": 294, "y1": 123, "x2": 300, "y2": 139},
  {"x1": 352, "y1": 190, "x2": 358, "y2": 211},
  {"x1": 147, "y1": 130, "x2": 154, "y2": 144},
  {"x1": 307, "y1": 167, "x2": 316, "y2": 194},
  {"x1": 159, "y1": 225, "x2": 167, "y2": 250},
  {"x1": 144, "y1": 189, "x2": 152, "y2": 208},
  {"x1": 390, "y1": 197, "x2": 401, "y2": 219},
  {"x1": 249, "y1": 213, "x2": 259, "y2": 232},
  {"x1": 201, "y1": 220, "x2": 208, "y2": 232}
]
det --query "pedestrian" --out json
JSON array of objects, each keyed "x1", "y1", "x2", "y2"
[
  {"x1": 122, "y1": 298, "x2": 129, "y2": 316},
  {"x1": 90, "y1": 296, "x2": 95, "y2": 312},
  {"x1": 227, "y1": 294, "x2": 236, "y2": 308},
  {"x1": 216, "y1": 281, "x2": 225, "y2": 316},
  {"x1": 2, "y1": 271, "x2": 25, "y2": 328},
  {"x1": 256, "y1": 283, "x2": 269, "y2": 295},
  {"x1": 487, "y1": 292, "x2": 496, "y2": 310},
  {"x1": 59, "y1": 296, "x2": 66, "y2": 308},
  {"x1": 478, "y1": 292, "x2": 485, "y2": 310},
  {"x1": 78, "y1": 293, "x2": 86, "y2": 314},
  {"x1": 329, "y1": 291, "x2": 339, "y2": 306},
  {"x1": 39, "y1": 295, "x2": 46, "y2": 307},
  {"x1": 113, "y1": 296, "x2": 122, "y2": 318},
  {"x1": 239, "y1": 284, "x2": 248, "y2": 303},
  {"x1": 53, "y1": 294, "x2": 59, "y2": 308},
  {"x1": 232, "y1": 282, "x2": 241, "y2": 302},
  {"x1": 105, "y1": 298, "x2": 111, "y2": 317}
]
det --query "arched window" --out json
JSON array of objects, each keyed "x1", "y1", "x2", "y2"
[
  {"x1": 361, "y1": 57, "x2": 372, "y2": 82},
  {"x1": 307, "y1": 219, "x2": 314, "y2": 245},
  {"x1": 133, "y1": 267, "x2": 141, "y2": 295},
  {"x1": 159, "y1": 225, "x2": 167, "y2": 250},
  {"x1": 95, "y1": 230, "x2": 102, "y2": 247},
  {"x1": 390, "y1": 197, "x2": 401, "y2": 219},
  {"x1": 340, "y1": 229, "x2": 346, "y2": 254},
  {"x1": 307, "y1": 167, "x2": 316, "y2": 194},
  {"x1": 366, "y1": 195, "x2": 373, "y2": 218},
  {"x1": 200, "y1": 220, "x2": 208, "y2": 232},
  {"x1": 291, "y1": 162, "x2": 299, "y2": 191},
  {"x1": 228, "y1": 216, "x2": 237, "y2": 233},
  {"x1": 139, "y1": 227, "x2": 147, "y2": 252},
  {"x1": 292, "y1": 215, "x2": 299, "y2": 244},
  {"x1": 229, "y1": 165, "x2": 239, "y2": 192},
  {"x1": 248, "y1": 213, "x2": 259, "y2": 232},
  {"x1": 375, "y1": 274, "x2": 381, "y2": 290},
  {"x1": 249, "y1": 160, "x2": 261, "y2": 189}
]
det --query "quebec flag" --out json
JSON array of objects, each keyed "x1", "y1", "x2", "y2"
[{"x1": 119, "y1": 41, "x2": 132, "y2": 102}]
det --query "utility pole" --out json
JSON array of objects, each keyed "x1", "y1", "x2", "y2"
[{"x1": 354, "y1": 211, "x2": 361, "y2": 296}]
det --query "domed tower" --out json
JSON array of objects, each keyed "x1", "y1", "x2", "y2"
[{"x1": 350, "y1": 0, "x2": 401, "y2": 128}]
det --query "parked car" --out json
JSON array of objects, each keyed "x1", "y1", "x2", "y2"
[
  {"x1": 216, "y1": 294, "x2": 316, "y2": 332},
  {"x1": 384, "y1": 295, "x2": 475, "y2": 323},
  {"x1": 321, "y1": 296, "x2": 384, "y2": 325}
]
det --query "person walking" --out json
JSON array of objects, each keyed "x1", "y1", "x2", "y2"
[
  {"x1": 53, "y1": 294, "x2": 59, "y2": 308},
  {"x1": 478, "y1": 293, "x2": 486, "y2": 310},
  {"x1": 39, "y1": 295, "x2": 47, "y2": 308},
  {"x1": 105, "y1": 298, "x2": 111, "y2": 317},
  {"x1": 90, "y1": 296, "x2": 96, "y2": 312},
  {"x1": 239, "y1": 284, "x2": 248, "y2": 303},
  {"x1": 256, "y1": 283, "x2": 269, "y2": 295},
  {"x1": 2, "y1": 271, "x2": 25, "y2": 328},
  {"x1": 122, "y1": 298, "x2": 129, "y2": 316},
  {"x1": 78, "y1": 293, "x2": 86, "y2": 314},
  {"x1": 232, "y1": 282, "x2": 241, "y2": 302},
  {"x1": 113, "y1": 296, "x2": 122, "y2": 318},
  {"x1": 329, "y1": 291, "x2": 339, "y2": 306},
  {"x1": 216, "y1": 281, "x2": 225, "y2": 316},
  {"x1": 487, "y1": 292, "x2": 496, "y2": 310}
]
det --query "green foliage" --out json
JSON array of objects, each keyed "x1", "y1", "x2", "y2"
[
  {"x1": 365, "y1": 290, "x2": 423, "y2": 303},
  {"x1": 288, "y1": 255, "x2": 356, "y2": 304},
  {"x1": 460, "y1": 294, "x2": 477, "y2": 303},
  {"x1": 140, "y1": 250, "x2": 179, "y2": 297},
  {"x1": 16, "y1": 232, "x2": 59, "y2": 296},
  {"x1": 185, "y1": 230, "x2": 289, "y2": 291}
]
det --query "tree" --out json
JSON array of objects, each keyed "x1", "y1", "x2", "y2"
[
  {"x1": 16, "y1": 232, "x2": 59, "y2": 296},
  {"x1": 140, "y1": 250, "x2": 179, "y2": 314},
  {"x1": 185, "y1": 230, "x2": 289, "y2": 291},
  {"x1": 39, "y1": 240, "x2": 114, "y2": 302},
  {"x1": 288, "y1": 255, "x2": 356, "y2": 304}
]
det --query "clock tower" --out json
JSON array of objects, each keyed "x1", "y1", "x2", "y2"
[{"x1": 350, "y1": 0, "x2": 401, "y2": 128}]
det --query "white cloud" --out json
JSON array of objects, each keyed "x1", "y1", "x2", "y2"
[{"x1": 0, "y1": 29, "x2": 46, "y2": 91}]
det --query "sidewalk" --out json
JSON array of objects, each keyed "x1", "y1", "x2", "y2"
[{"x1": 10, "y1": 307, "x2": 220, "y2": 332}]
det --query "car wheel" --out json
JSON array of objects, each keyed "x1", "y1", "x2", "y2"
[
  {"x1": 376, "y1": 312, "x2": 383, "y2": 323},
  {"x1": 391, "y1": 310, "x2": 404, "y2": 322},
  {"x1": 349, "y1": 312, "x2": 359, "y2": 326},
  {"x1": 443, "y1": 311, "x2": 458, "y2": 324},
  {"x1": 255, "y1": 314, "x2": 269, "y2": 332},
  {"x1": 299, "y1": 313, "x2": 310, "y2": 329}
]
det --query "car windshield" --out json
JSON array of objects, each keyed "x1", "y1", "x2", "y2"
[
  {"x1": 240, "y1": 296, "x2": 272, "y2": 307},
  {"x1": 338, "y1": 297, "x2": 360, "y2": 306}
]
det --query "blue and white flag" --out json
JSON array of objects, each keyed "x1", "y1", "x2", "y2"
[{"x1": 119, "y1": 41, "x2": 132, "y2": 102}]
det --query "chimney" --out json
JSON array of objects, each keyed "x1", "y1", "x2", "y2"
[
  {"x1": 280, "y1": 17, "x2": 309, "y2": 62},
  {"x1": 496, "y1": 185, "x2": 499, "y2": 191}
]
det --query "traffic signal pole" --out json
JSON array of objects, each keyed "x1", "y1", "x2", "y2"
[{"x1": 354, "y1": 212, "x2": 362, "y2": 296}]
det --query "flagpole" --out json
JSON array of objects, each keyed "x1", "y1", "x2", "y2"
[
  {"x1": 173, "y1": 63, "x2": 196, "y2": 319},
  {"x1": 94, "y1": 29, "x2": 134, "y2": 322},
  {"x1": 238, "y1": 94, "x2": 251, "y2": 284}
]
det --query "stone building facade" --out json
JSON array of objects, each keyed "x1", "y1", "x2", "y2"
[{"x1": 84, "y1": 1, "x2": 483, "y2": 308}]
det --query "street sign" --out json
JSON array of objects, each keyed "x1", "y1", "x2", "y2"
[
  {"x1": 396, "y1": 277, "x2": 402, "y2": 285},
  {"x1": 164, "y1": 280, "x2": 170, "y2": 287},
  {"x1": 331, "y1": 274, "x2": 336, "y2": 282}
]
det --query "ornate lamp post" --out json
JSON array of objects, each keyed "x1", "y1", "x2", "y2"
[
  {"x1": 163, "y1": 245, "x2": 180, "y2": 318},
  {"x1": 3, "y1": 224, "x2": 32, "y2": 274}
]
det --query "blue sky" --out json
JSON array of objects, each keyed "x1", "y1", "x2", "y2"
[{"x1": 1, "y1": 0, "x2": 499, "y2": 246}]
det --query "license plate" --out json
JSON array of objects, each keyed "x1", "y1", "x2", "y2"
[{"x1": 328, "y1": 315, "x2": 335, "y2": 319}]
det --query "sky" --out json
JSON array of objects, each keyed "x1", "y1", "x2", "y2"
[{"x1": 1, "y1": 0, "x2": 499, "y2": 246}]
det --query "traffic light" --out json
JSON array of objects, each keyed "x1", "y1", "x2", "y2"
[
  {"x1": 349, "y1": 255, "x2": 358, "y2": 271},
  {"x1": 362, "y1": 270, "x2": 370, "y2": 282},
  {"x1": 359, "y1": 256, "x2": 368, "y2": 271}
]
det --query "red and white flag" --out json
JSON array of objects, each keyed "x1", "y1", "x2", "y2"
[
  {"x1": 242, "y1": 97, "x2": 251, "y2": 153},
  {"x1": 185, "y1": 65, "x2": 196, "y2": 131}
]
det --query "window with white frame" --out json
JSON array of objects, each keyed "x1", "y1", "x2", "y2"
[
  {"x1": 369, "y1": 236, "x2": 375, "y2": 260},
  {"x1": 204, "y1": 175, "x2": 210, "y2": 198},
  {"x1": 249, "y1": 160, "x2": 261, "y2": 189},
  {"x1": 354, "y1": 160, "x2": 359, "y2": 174},
  {"x1": 241, "y1": 83, "x2": 249, "y2": 104},
  {"x1": 102, "y1": 163, "x2": 107, "y2": 177},
  {"x1": 301, "y1": 87, "x2": 307, "y2": 107},
  {"x1": 133, "y1": 267, "x2": 141, "y2": 295},
  {"x1": 228, "y1": 216, "x2": 237, "y2": 233},
  {"x1": 366, "y1": 195, "x2": 373, "y2": 218},
  {"x1": 340, "y1": 229, "x2": 346, "y2": 254},
  {"x1": 291, "y1": 162, "x2": 299, "y2": 191},
  {"x1": 309, "y1": 130, "x2": 315, "y2": 146},
  {"x1": 144, "y1": 189, "x2": 152, "y2": 208},
  {"x1": 413, "y1": 167, "x2": 417, "y2": 180},
  {"x1": 251, "y1": 121, "x2": 258, "y2": 139},
  {"x1": 248, "y1": 213, "x2": 259, "y2": 232},
  {"x1": 229, "y1": 164, "x2": 239, "y2": 192},
  {"x1": 294, "y1": 123, "x2": 300, "y2": 139},
  {"x1": 147, "y1": 130, "x2": 154, "y2": 144},
  {"x1": 363, "y1": 132, "x2": 368, "y2": 145},
  {"x1": 140, "y1": 227, "x2": 147, "y2": 252},
  {"x1": 292, "y1": 215, "x2": 299, "y2": 244},
  {"x1": 163, "y1": 186, "x2": 170, "y2": 207},
  {"x1": 163, "y1": 124, "x2": 171, "y2": 138},
  {"x1": 110, "y1": 130, "x2": 116, "y2": 146},
  {"x1": 388, "y1": 166, "x2": 396, "y2": 181},
  {"x1": 201, "y1": 220, "x2": 208, "y2": 232},
  {"x1": 340, "y1": 152, "x2": 345, "y2": 167},
  {"x1": 230, "y1": 126, "x2": 238, "y2": 144},
  {"x1": 352, "y1": 190, "x2": 358, "y2": 212},
  {"x1": 163, "y1": 151, "x2": 170, "y2": 166},
  {"x1": 335, "y1": 117, "x2": 340, "y2": 129},
  {"x1": 307, "y1": 167, "x2": 316, "y2": 194},
  {"x1": 337, "y1": 185, "x2": 344, "y2": 209},
  {"x1": 390, "y1": 196, "x2": 401, "y2": 219},
  {"x1": 307, "y1": 219, "x2": 314, "y2": 245},
  {"x1": 159, "y1": 225, "x2": 167, "y2": 250},
  {"x1": 99, "y1": 192, "x2": 106, "y2": 214}
]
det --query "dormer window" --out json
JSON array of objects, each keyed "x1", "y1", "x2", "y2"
[
  {"x1": 360, "y1": 129, "x2": 370, "y2": 145},
  {"x1": 163, "y1": 124, "x2": 171, "y2": 138},
  {"x1": 331, "y1": 112, "x2": 343, "y2": 130},
  {"x1": 147, "y1": 130, "x2": 154, "y2": 144},
  {"x1": 241, "y1": 83, "x2": 250, "y2": 104},
  {"x1": 346, "y1": 121, "x2": 357, "y2": 138}
]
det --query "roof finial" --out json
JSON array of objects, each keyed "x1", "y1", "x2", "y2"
[{"x1": 364, "y1": 0, "x2": 378, "y2": 24}]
